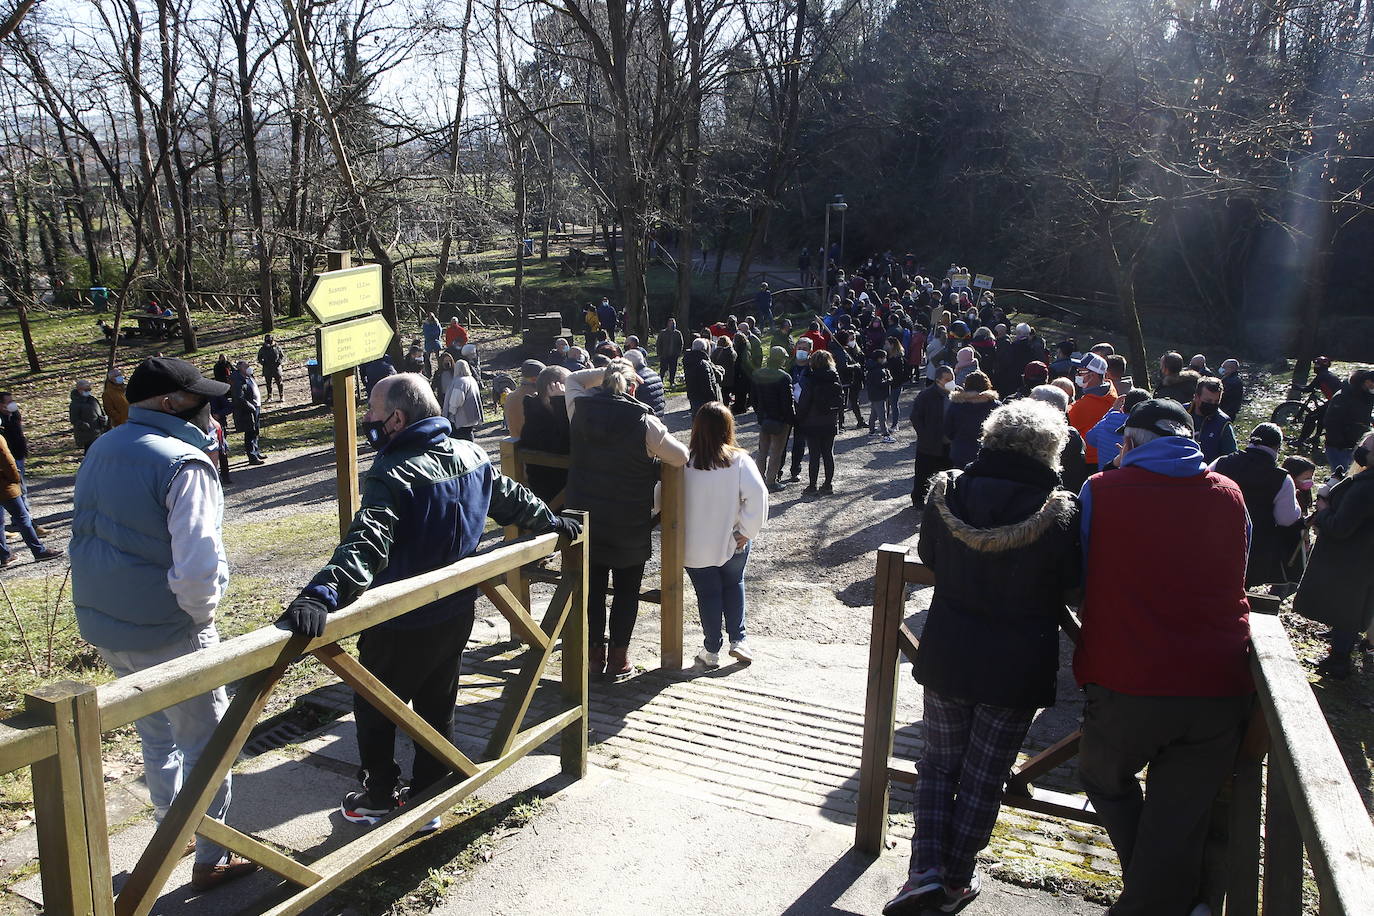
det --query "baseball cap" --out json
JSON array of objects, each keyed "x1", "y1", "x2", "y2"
[
  {"x1": 1115, "y1": 398, "x2": 1194, "y2": 438},
  {"x1": 125, "y1": 357, "x2": 229, "y2": 404},
  {"x1": 521, "y1": 359, "x2": 546, "y2": 379},
  {"x1": 1077, "y1": 352, "x2": 1109, "y2": 376},
  {"x1": 1249, "y1": 422, "x2": 1283, "y2": 450},
  {"x1": 1023, "y1": 360, "x2": 1049, "y2": 380}
]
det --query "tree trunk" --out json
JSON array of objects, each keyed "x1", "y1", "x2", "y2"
[
  {"x1": 153, "y1": 0, "x2": 196, "y2": 352},
  {"x1": 0, "y1": 189, "x2": 41, "y2": 372},
  {"x1": 427, "y1": 0, "x2": 473, "y2": 310},
  {"x1": 513, "y1": 136, "x2": 526, "y2": 335},
  {"x1": 231, "y1": 1, "x2": 274, "y2": 333}
]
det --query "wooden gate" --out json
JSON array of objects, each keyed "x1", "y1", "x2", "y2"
[{"x1": 0, "y1": 520, "x2": 588, "y2": 916}]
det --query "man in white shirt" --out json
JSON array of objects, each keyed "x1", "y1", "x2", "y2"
[{"x1": 69, "y1": 357, "x2": 258, "y2": 892}]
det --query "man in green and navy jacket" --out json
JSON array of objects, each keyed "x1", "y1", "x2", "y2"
[{"x1": 279, "y1": 373, "x2": 579, "y2": 827}]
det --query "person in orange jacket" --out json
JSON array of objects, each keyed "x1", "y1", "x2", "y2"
[{"x1": 1067, "y1": 352, "x2": 1117, "y2": 467}]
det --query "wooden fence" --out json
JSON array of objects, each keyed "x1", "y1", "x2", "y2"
[
  {"x1": 498, "y1": 438, "x2": 685, "y2": 671},
  {"x1": 0, "y1": 520, "x2": 589, "y2": 916},
  {"x1": 856, "y1": 543, "x2": 1374, "y2": 914}
]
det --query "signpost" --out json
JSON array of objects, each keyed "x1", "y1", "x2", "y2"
[
  {"x1": 974, "y1": 273, "x2": 995, "y2": 290},
  {"x1": 951, "y1": 272, "x2": 971, "y2": 289},
  {"x1": 308, "y1": 252, "x2": 393, "y2": 539}
]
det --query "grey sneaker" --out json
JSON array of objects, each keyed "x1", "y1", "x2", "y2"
[{"x1": 696, "y1": 648, "x2": 720, "y2": 669}]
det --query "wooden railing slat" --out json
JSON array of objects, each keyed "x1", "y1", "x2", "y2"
[
  {"x1": 1250, "y1": 613, "x2": 1374, "y2": 911},
  {"x1": 95, "y1": 533, "x2": 559, "y2": 731},
  {"x1": 195, "y1": 818, "x2": 323, "y2": 887}
]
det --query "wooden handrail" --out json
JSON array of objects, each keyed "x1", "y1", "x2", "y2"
[
  {"x1": 1249, "y1": 613, "x2": 1374, "y2": 911},
  {"x1": 859, "y1": 544, "x2": 1374, "y2": 913},
  {"x1": 3, "y1": 521, "x2": 587, "y2": 916},
  {"x1": 96, "y1": 531, "x2": 559, "y2": 732}
]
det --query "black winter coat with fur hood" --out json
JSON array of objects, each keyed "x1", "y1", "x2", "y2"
[{"x1": 915, "y1": 450, "x2": 1081, "y2": 709}]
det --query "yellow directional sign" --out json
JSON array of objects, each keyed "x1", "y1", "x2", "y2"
[
  {"x1": 316, "y1": 313, "x2": 394, "y2": 375},
  {"x1": 306, "y1": 263, "x2": 383, "y2": 324}
]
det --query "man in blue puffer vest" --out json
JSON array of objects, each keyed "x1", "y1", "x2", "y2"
[
  {"x1": 278, "y1": 373, "x2": 580, "y2": 830},
  {"x1": 71, "y1": 357, "x2": 260, "y2": 892}
]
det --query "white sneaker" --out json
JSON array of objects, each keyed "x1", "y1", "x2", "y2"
[
  {"x1": 882, "y1": 435, "x2": 896, "y2": 443},
  {"x1": 696, "y1": 648, "x2": 720, "y2": 669},
  {"x1": 729, "y1": 640, "x2": 754, "y2": 663}
]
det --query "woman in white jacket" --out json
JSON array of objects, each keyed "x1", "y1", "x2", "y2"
[
  {"x1": 683, "y1": 402, "x2": 768, "y2": 668},
  {"x1": 443, "y1": 359, "x2": 484, "y2": 439}
]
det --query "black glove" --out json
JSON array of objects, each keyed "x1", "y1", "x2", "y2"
[
  {"x1": 549, "y1": 514, "x2": 583, "y2": 543},
  {"x1": 277, "y1": 596, "x2": 330, "y2": 638}
]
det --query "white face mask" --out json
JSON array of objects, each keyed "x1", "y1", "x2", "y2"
[
  {"x1": 795, "y1": 350, "x2": 810, "y2": 363},
  {"x1": 943, "y1": 381, "x2": 957, "y2": 392},
  {"x1": 3, "y1": 402, "x2": 17, "y2": 413}
]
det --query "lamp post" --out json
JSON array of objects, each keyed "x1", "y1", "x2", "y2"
[{"x1": 821, "y1": 194, "x2": 848, "y2": 301}]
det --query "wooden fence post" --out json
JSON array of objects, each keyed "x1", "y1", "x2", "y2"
[
  {"x1": 561, "y1": 511, "x2": 590, "y2": 776},
  {"x1": 500, "y1": 437, "x2": 532, "y2": 611},
  {"x1": 327, "y1": 250, "x2": 360, "y2": 540},
  {"x1": 25, "y1": 681, "x2": 102, "y2": 916},
  {"x1": 659, "y1": 463, "x2": 685, "y2": 671},
  {"x1": 855, "y1": 544, "x2": 908, "y2": 854}
]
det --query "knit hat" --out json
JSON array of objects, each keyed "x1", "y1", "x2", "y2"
[{"x1": 1249, "y1": 423, "x2": 1283, "y2": 450}]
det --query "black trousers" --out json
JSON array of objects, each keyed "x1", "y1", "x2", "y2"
[
  {"x1": 790, "y1": 428, "x2": 808, "y2": 476},
  {"x1": 805, "y1": 430, "x2": 836, "y2": 486},
  {"x1": 660, "y1": 355, "x2": 680, "y2": 386},
  {"x1": 588, "y1": 561, "x2": 646, "y2": 649},
  {"x1": 354, "y1": 614, "x2": 476, "y2": 804},
  {"x1": 912, "y1": 451, "x2": 953, "y2": 505},
  {"x1": 1078, "y1": 685, "x2": 1252, "y2": 916},
  {"x1": 239, "y1": 408, "x2": 262, "y2": 458}
]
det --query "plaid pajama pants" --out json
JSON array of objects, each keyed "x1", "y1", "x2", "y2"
[{"x1": 911, "y1": 688, "x2": 1036, "y2": 886}]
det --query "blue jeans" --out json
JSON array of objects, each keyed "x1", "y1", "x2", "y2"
[
  {"x1": 1327, "y1": 447, "x2": 1354, "y2": 472},
  {"x1": 98, "y1": 626, "x2": 233, "y2": 867},
  {"x1": 686, "y1": 544, "x2": 750, "y2": 653},
  {"x1": 887, "y1": 388, "x2": 902, "y2": 427},
  {"x1": 0, "y1": 496, "x2": 45, "y2": 562}
]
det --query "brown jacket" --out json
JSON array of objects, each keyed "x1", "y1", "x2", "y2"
[
  {"x1": 103, "y1": 381, "x2": 129, "y2": 428},
  {"x1": 0, "y1": 434, "x2": 22, "y2": 501}
]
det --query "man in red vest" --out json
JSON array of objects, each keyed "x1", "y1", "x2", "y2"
[{"x1": 1074, "y1": 398, "x2": 1253, "y2": 916}]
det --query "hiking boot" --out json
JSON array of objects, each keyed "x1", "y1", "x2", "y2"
[
  {"x1": 801, "y1": 485, "x2": 818, "y2": 495},
  {"x1": 341, "y1": 789, "x2": 401, "y2": 825},
  {"x1": 590, "y1": 645, "x2": 607, "y2": 679},
  {"x1": 938, "y1": 872, "x2": 981, "y2": 913},
  {"x1": 787, "y1": 471, "x2": 801, "y2": 482},
  {"x1": 767, "y1": 481, "x2": 786, "y2": 493},
  {"x1": 696, "y1": 648, "x2": 720, "y2": 669},
  {"x1": 190, "y1": 855, "x2": 259, "y2": 891},
  {"x1": 818, "y1": 482, "x2": 833, "y2": 495},
  {"x1": 883, "y1": 868, "x2": 943, "y2": 915},
  {"x1": 728, "y1": 640, "x2": 753, "y2": 664},
  {"x1": 33, "y1": 548, "x2": 64, "y2": 562},
  {"x1": 606, "y1": 646, "x2": 632, "y2": 682},
  {"x1": 34, "y1": 525, "x2": 50, "y2": 537}
]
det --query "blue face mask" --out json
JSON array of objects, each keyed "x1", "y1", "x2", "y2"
[{"x1": 114, "y1": 375, "x2": 126, "y2": 385}]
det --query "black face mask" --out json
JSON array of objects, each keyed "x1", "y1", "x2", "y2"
[
  {"x1": 175, "y1": 399, "x2": 211, "y2": 433},
  {"x1": 1196, "y1": 400, "x2": 1219, "y2": 416},
  {"x1": 1356, "y1": 445, "x2": 1370, "y2": 469},
  {"x1": 362, "y1": 411, "x2": 399, "y2": 450}
]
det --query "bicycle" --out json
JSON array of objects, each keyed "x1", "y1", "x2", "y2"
[{"x1": 1269, "y1": 390, "x2": 1326, "y2": 446}]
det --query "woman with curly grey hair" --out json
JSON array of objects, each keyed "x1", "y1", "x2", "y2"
[{"x1": 885, "y1": 399, "x2": 1081, "y2": 915}]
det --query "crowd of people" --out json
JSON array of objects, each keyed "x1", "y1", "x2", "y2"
[{"x1": 14, "y1": 264, "x2": 1372, "y2": 911}]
